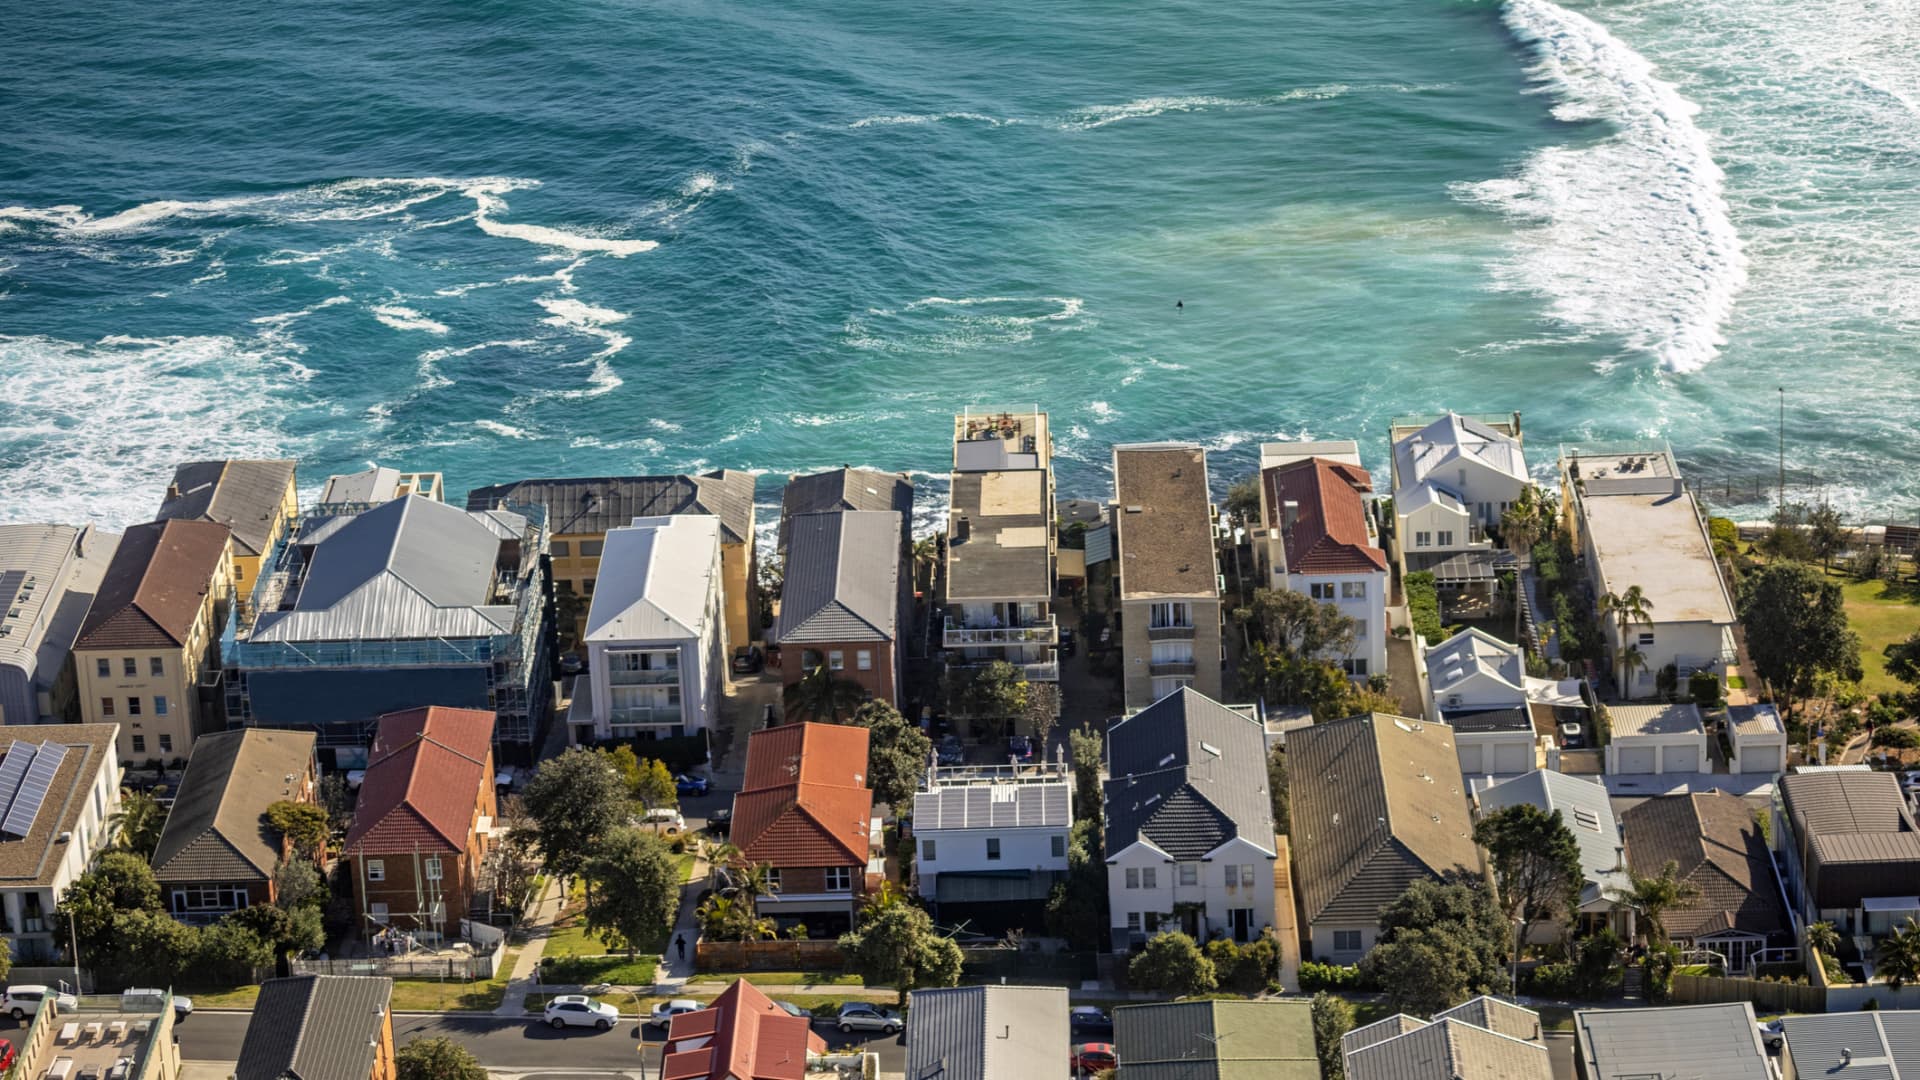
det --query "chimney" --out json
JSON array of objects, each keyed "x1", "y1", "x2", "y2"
[{"x1": 166, "y1": 483, "x2": 181, "y2": 500}]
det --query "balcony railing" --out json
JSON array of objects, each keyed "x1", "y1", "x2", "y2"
[
  {"x1": 1147, "y1": 624, "x2": 1196, "y2": 641},
  {"x1": 609, "y1": 706, "x2": 683, "y2": 727},
  {"x1": 943, "y1": 615, "x2": 1058, "y2": 648},
  {"x1": 1019, "y1": 661, "x2": 1059, "y2": 682},
  {"x1": 1149, "y1": 660, "x2": 1198, "y2": 677},
  {"x1": 608, "y1": 668, "x2": 681, "y2": 686}
]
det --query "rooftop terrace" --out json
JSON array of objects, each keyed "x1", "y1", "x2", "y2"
[{"x1": 952, "y1": 407, "x2": 1050, "y2": 472}]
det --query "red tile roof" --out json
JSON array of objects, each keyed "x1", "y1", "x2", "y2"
[
  {"x1": 733, "y1": 723, "x2": 872, "y2": 868},
  {"x1": 662, "y1": 979, "x2": 827, "y2": 1080},
  {"x1": 344, "y1": 707, "x2": 494, "y2": 855},
  {"x1": 1261, "y1": 458, "x2": 1388, "y2": 575},
  {"x1": 75, "y1": 519, "x2": 231, "y2": 650}
]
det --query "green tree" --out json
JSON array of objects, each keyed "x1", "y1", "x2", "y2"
[
  {"x1": 266, "y1": 800, "x2": 332, "y2": 853},
  {"x1": 837, "y1": 900, "x2": 963, "y2": 1007},
  {"x1": 1884, "y1": 920, "x2": 1920, "y2": 991},
  {"x1": 522, "y1": 746, "x2": 629, "y2": 893},
  {"x1": 1312, "y1": 991, "x2": 1356, "y2": 1080},
  {"x1": 87, "y1": 851, "x2": 163, "y2": 912},
  {"x1": 1885, "y1": 632, "x2": 1920, "y2": 691},
  {"x1": 1225, "y1": 478, "x2": 1261, "y2": 532},
  {"x1": 605, "y1": 745, "x2": 644, "y2": 795},
  {"x1": 1233, "y1": 588, "x2": 1358, "y2": 658},
  {"x1": 1808, "y1": 504, "x2": 1847, "y2": 572},
  {"x1": 397, "y1": 1036, "x2": 488, "y2": 1080},
  {"x1": 1475, "y1": 804, "x2": 1583, "y2": 949},
  {"x1": 109, "y1": 787, "x2": 168, "y2": 859},
  {"x1": 783, "y1": 662, "x2": 867, "y2": 723},
  {"x1": 316, "y1": 773, "x2": 355, "y2": 836},
  {"x1": 274, "y1": 855, "x2": 327, "y2": 910},
  {"x1": 1616, "y1": 859, "x2": 1702, "y2": 946},
  {"x1": 1598, "y1": 586, "x2": 1656, "y2": 695},
  {"x1": 198, "y1": 918, "x2": 274, "y2": 983},
  {"x1": 1127, "y1": 931, "x2": 1217, "y2": 997},
  {"x1": 1043, "y1": 819, "x2": 1109, "y2": 951},
  {"x1": 955, "y1": 661, "x2": 1029, "y2": 734},
  {"x1": 1268, "y1": 746, "x2": 1290, "y2": 835},
  {"x1": 634, "y1": 758, "x2": 680, "y2": 811},
  {"x1": 1362, "y1": 878, "x2": 1508, "y2": 1014},
  {"x1": 583, "y1": 826, "x2": 681, "y2": 957},
  {"x1": 697, "y1": 893, "x2": 775, "y2": 942},
  {"x1": 1738, "y1": 562, "x2": 1864, "y2": 714},
  {"x1": 1806, "y1": 921, "x2": 1840, "y2": 957},
  {"x1": 1758, "y1": 504, "x2": 1816, "y2": 563},
  {"x1": 1070, "y1": 727, "x2": 1104, "y2": 827},
  {"x1": 848, "y1": 700, "x2": 932, "y2": 811}
]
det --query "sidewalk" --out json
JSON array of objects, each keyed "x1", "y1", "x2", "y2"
[
  {"x1": 651, "y1": 852, "x2": 709, "y2": 990},
  {"x1": 494, "y1": 876, "x2": 565, "y2": 1016}
]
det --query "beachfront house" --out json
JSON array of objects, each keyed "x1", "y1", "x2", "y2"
[
  {"x1": 1388, "y1": 413, "x2": 1528, "y2": 612},
  {"x1": 156, "y1": 459, "x2": 300, "y2": 607},
  {"x1": 0, "y1": 523, "x2": 120, "y2": 725},
  {"x1": 0, "y1": 724, "x2": 122, "y2": 963},
  {"x1": 319, "y1": 464, "x2": 445, "y2": 506},
  {"x1": 773, "y1": 510, "x2": 905, "y2": 709},
  {"x1": 1253, "y1": 446, "x2": 1388, "y2": 680},
  {"x1": 777, "y1": 467, "x2": 914, "y2": 557},
  {"x1": 1111, "y1": 442, "x2": 1224, "y2": 710}
]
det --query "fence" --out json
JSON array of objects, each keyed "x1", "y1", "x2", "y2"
[
  {"x1": 959, "y1": 947, "x2": 1095, "y2": 987},
  {"x1": 8, "y1": 966, "x2": 93, "y2": 993},
  {"x1": 1671, "y1": 972, "x2": 1826, "y2": 1014},
  {"x1": 292, "y1": 945, "x2": 502, "y2": 981},
  {"x1": 695, "y1": 939, "x2": 845, "y2": 972}
]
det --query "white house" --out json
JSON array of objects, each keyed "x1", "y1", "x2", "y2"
[
  {"x1": 0, "y1": 724, "x2": 123, "y2": 964},
  {"x1": 1728, "y1": 705, "x2": 1787, "y2": 776},
  {"x1": 575, "y1": 515, "x2": 728, "y2": 743},
  {"x1": 1423, "y1": 628, "x2": 1538, "y2": 776},
  {"x1": 1104, "y1": 688, "x2": 1276, "y2": 953},
  {"x1": 1256, "y1": 453, "x2": 1389, "y2": 680},
  {"x1": 1605, "y1": 704, "x2": 1708, "y2": 775},
  {"x1": 1389, "y1": 413, "x2": 1529, "y2": 594},
  {"x1": 912, "y1": 762, "x2": 1071, "y2": 919}
]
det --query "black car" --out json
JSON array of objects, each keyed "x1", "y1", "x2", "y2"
[
  {"x1": 1070, "y1": 1006, "x2": 1114, "y2": 1038},
  {"x1": 1059, "y1": 627, "x2": 1077, "y2": 657},
  {"x1": 731, "y1": 645, "x2": 764, "y2": 674},
  {"x1": 707, "y1": 807, "x2": 733, "y2": 836}
]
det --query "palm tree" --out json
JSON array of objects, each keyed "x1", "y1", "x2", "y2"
[
  {"x1": 911, "y1": 537, "x2": 939, "y2": 593},
  {"x1": 1501, "y1": 486, "x2": 1549, "y2": 558},
  {"x1": 108, "y1": 786, "x2": 168, "y2": 859},
  {"x1": 782, "y1": 662, "x2": 866, "y2": 723},
  {"x1": 1618, "y1": 859, "x2": 1701, "y2": 946},
  {"x1": 1621, "y1": 646, "x2": 1649, "y2": 695},
  {"x1": 1881, "y1": 919, "x2": 1920, "y2": 990},
  {"x1": 1598, "y1": 586, "x2": 1657, "y2": 696},
  {"x1": 1806, "y1": 921, "x2": 1840, "y2": 958}
]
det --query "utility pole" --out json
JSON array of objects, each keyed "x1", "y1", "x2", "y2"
[
  {"x1": 70, "y1": 907, "x2": 82, "y2": 994},
  {"x1": 1777, "y1": 387, "x2": 1786, "y2": 512}
]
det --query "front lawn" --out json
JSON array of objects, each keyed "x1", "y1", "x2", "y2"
[
  {"x1": 1841, "y1": 577, "x2": 1920, "y2": 695},
  {"x1": 542, "y1": 953, "x2": 662, "y2": 986},
  {"x1": 183, "y1": 945, "x2": 519, "y2": 1013}
]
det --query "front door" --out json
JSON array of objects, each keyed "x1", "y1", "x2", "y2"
[
  {"x1": 1231, "y1": 908, "x2": 1253, "y2": 943},
  {"x1": 1181, "y1": 907, "x2": 1201, "y2": 938}
]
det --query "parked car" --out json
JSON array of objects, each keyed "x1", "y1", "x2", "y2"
[
  {"x1": 123, "y1": 988, "x2": 192, "y2": 1019},
  {"x1": 676, "y1": 773, "x2": 712, "y2": 796},
  {"x1": 1072, "y1": 1043, "x2": 1119, "y2": 1074},
  {"x1": 649, "y1": 999, "x2": 704, "y2": 1028},
  {"x1": 1069, "y1": 1006, "x2": 1114, "y2": 1037},
  {"x1": 1559, "y1": 721, "x2": 1585, "y2": 749},
  {"x1": 773, "y1": 1000, "x2": 808, "y2": 1019},
  {"x1": 731, "y1": 646, "x2": 765, "y2": 674},
  {"x1": 936, "y1": 735, "x2": 964, "y2": 766},
  {"x1": 836, "y1": 1003, "x2": 902, "y2": 1034},
  {"x1": 545, "y1": 994, "x2": 620, "y2": 1030},
  {"x1": 707, "y1": 807, "x2": 733, "y2": 836},
  {"x1": 559, "y1": 653, "x2": 584, "y2": 676},
  {"x1": 0, "y1": 1039, "x2": 15, "y2": 1073},
  {"x1": 1008, "y1": 735, "x2": 1034, "y2": 762},
  {"x1": 638, "y1": 807, "x2": 687, "y2": 834},
  {"x1": 2, "y1": 985, "x2": 77, "y2": 1020},
  {"x1": 1059, "y1": 627, "x2": 1077, "y2": 657},
  {"x1": 1757, "y1": 1019, "x2": 1785, "y2": 1053}
]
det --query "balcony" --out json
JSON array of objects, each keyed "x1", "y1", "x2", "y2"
[
  {"x1": 943, "y1": 615, "x2": 1058, "y2": 648},
  {"x1": 609, "y1": 706, "x2": 683, "y2": 727},
  {"x1": 1149, "y1": 660, "x2": 1198, "y2": 677},
  {"x1": 1018, "y1": 661, "x2": 1059, "y2": 682},
  {"x1": 609, "y1": 667, "x2": 682, "y2": 686},
  {"x1": 1147, "y1": 624, "x2": 1196, "y2": 641}
]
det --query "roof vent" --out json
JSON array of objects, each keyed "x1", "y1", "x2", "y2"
[
  {"x1": 1126, "y1": 506, "x2": 1144, "y2": 514},
  {"x1": 1144, "y1": 794, "x2": 1161, "y2": 807},
  {"x1": 1332, "y1": 813, "x2": 1340, "y2": 826},
  {"x1": 1158, "y1": 753, "x2": 1176, "y2": 768},
  {"x1": 1199, "y1": 742, "x2": 1221, "y2": 758}
]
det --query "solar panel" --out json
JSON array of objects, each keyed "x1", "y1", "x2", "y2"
[
  {"x1": 2, "y1": 741, "x2": 67, "y2": 838},
  {"x1": 0, "y1": 743, "x2": 39, "y2": 827}
]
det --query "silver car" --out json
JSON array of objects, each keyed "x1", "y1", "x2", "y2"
[{"x1": 836, "y1": 1002, "x2": 902, "y2": 1034}]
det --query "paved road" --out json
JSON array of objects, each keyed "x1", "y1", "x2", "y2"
[{"x1": 156, "y1": 1010, "x2": 907, "y2": 1073}]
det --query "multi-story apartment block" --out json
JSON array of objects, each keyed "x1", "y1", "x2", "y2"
[
  {"x1": 0, "y1": 723, "x2": 123, "y2": 963},
  {"x1": 0, "y1": 523, "x2": 120, "y2": 726},
  {"x1": 1111, "y1": 442, "x2": 1223, "y2": 710},
  {"x1": 1256, "y1": 454, "x2": 1389, "y2": 679},
  {"x1": 156, "y1": 459, "x2": 300, "y2": 605}
]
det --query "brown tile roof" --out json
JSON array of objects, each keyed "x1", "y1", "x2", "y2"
[
  {"x1": 153, "y1": 729, "x2": 317, "y2": 884},
  {"x1": 1621, "y1": 793, "x2": 1786, "y2": 941},
  {"x1": 1113, "y1": 444, "x2": 1219, "y2": 600},
  {"x1": 663, "y1": 978, "x2": 828, "y2": 1080},
  {"x1": 0, "y1": 724, "x2": 118, "y2": 888},
  {"x1": 344, "y1": 707, "x2": 494, "y2": 856},
  {"x1": 1262, "y1": 458, "x2": 1388, "y2": 575},
  {"x1": 156, "y1": 459, "x2": 297, "y2": 558},
  {"x1": 74, "y1": 519, "x2": 229, "y2": 651},
  {"x1": 732, "y1": 723, "x2": 872, "y2": 867},
  {"x1": 1286, "y1": 713, "x2": 1481, "y2": 925}
]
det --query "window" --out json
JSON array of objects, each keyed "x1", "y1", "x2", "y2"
[
  {"x1": 1353, "y1": 620, "x2": 1368, "y2": 640},
  {"x1": 1127, "y1": 912, "x2": 1142, "y2": 933},
  {"x1": 127, "y1": 696, "x2": 142, "y2": 716},
  {"x1": 1415, "y1": 531, "x2": 1432, "y2": 548},
  {"x1": 369, "y1": 902, "x2": 389, "y2": 923},
  {"x1": 763, "y1": 868, "x2": 781, "y2": 892},
  {"x1": 123, "y1": 658, "x2": 137, "y2": 677},
  {"x1": 1125, "y1": 868, "x2": 1140, "y2": 889},
  {"x1": 101, "y1": 697, "x2": 115, "y2": 717},
  {"x1": 922, "y1": 838, "x2": 937, "y2": 861},
  {"x1": 131, "y1": 735, "x2": 145, "y2": 754},
  {"x1": 1341, "y1": 658, "x2": 1370, "y2": 677},
  {"x1": 828, "y1": 650, "x2": 845, "y2": 671},
  {"x1": 1225, "y1": 865, "x2": 1239, "y2": 887},
  {"x1": 856, "y1": 650, "x2": 872, "y2": 671},
  {"x1": 1638, "y1": 632, "x2": 1656, "y2": 646},
  {"x1": 584, "y1": 578, "x2": 596, "y2": 594},
  {"x1": 1141, "y1": 867, "x2": 1157, "y2": 889},
  {"x1": 825, "y1": 866, "x2": 852, "y2": 891},
  {"x1": 1308, "y1": 582, "x2": 1334, "y2": 600},
  {"x1": 1150, "y1": 602, "x2": 1192, "y2": 629},
  {"x1": 424, "y1": 856, "x2": 442, "y2": 881},
  {"x1": 158, "y1": 734, "x2": 172, "y2": 753},
  {"x1": 580, "y1": 540, "x2": 604, "y2": 557},
  {"x1": 1334, "y1": 929, "x2": 1363, "y2": 952},
  {"x1": 1241, "y1": 865, "x2": 1256, "y2": 886},
  {"x1": 96, "y1": 658, "x2": 110, "y2": 678},
  {"x1": 366, "y1": 859, "x2": 386, "y2": 882},
  {"x1": 1436, "y1": 530, "x2": 1455, "y2": 546},
  {"x1": 986, "y1": 838, "x2": 1001, "y2": 861},
  {"x1": 1051, "y1": 834, "x2": 1066, "y2": 858},
  {"x1": 150, "y1": 657, "x2": 165, "y2": 677},
  {"x1": 1177, "y1": 863, "x2": 1198, "y2": 886},
  {"x1": 1342, "y1": 581, "x2": 1367, "y2": 599},
  {"x1": 155, "y1": 696, "x2": 169, "y2": 717},
  {"x1": 170, "y1": 885, "x2": 248, "y2": 912},
  {"x1": 555, "y1": 579, "x2": 575, "y2": 596},
  {"x1": 551, "y1": 541, "x2": 571, "y2": 557}
]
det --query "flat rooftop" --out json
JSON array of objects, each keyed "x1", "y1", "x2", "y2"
[
  {"x1": 1609, "y1": 703, "x2": 1706, "y2": 739},
  {"x1": 947, "y1": 471, "x2": 1052, "y2": 602},
  {"x1": 1570, "y1": 464, "x2": 1733, "y2": 626},
  {"x1": 1564, "y1": 447, "x2": 1678, "y2": 481},
  {"x1": 1113, "y1": 443, "x2": 1218, "y2": 601},
  {"x1": 953, "y1": 408, "x2": 1050, "y2": 472},
  {"x1": 40, "y1": 1002, "x2": 172, "y2": 1080},
  {"x1": 1259, "y1": 440, "x2": 1361, "y2": 472}
]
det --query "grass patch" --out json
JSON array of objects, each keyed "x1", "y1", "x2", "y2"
[
  {"x1": 1840, "y1": 576, "x2": 1920, "y2": 695},
  {"x1": 677, "y1": 852, "x2": 697, "y2": 883},
  {"x1": 695, "y1": 969, "x2": 863, "y2": 986},
  {"x1": 184, "y1": 945, "x2": 520, "y2": 1013},
  {"x1": 543, "y1": 953, "x2": 661, "y2": 986},
  {"x1": 542, "y1": 895, "x2": 672, "y2": 959},
  {"x1": 181, "y1": 984, "x2": 261, "y2": 1009},
  {"x1": 522, "y1": 989, "x2": 880, "y2": 1017},
  {"x1": 1536, "y1": 1005, "x2": 1575, "y2": 1032},
  {"x1": 1727, "y1": 675, "x2": 1748, "y2": 689}
]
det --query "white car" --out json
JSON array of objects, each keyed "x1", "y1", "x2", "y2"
[
  {"x1": 122, "y1": 987, "x2": 193, "y2": 1019},
  {"x1": 639, "y1": 808, "x2": 687, "y2": 834},
  {"x1": 649, "y1": 998, "x2": 703, "y2": 1027},
  {"x1": 3, "y1": 985, "x2": 78, "y2": 1020},
  {"x1": 543, "y1": 994, "x2": 620, "y2": 1030}
]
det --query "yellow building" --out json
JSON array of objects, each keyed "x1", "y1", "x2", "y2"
[
  {"x1": 156, "y1": 459, "x2": 299, "y2": 603},
  {"x1": 73, "y1": 519, "x2": 234, "y2": 765},
  {"x1": 465, "y1": 473, "x2": 759, "y2": 650}
]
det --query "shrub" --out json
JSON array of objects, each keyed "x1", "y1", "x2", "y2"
[
  {"x1": 1206, "y1": 934, "x2": 1280, "y2": 994},
  {"x1": 1405, "y1": 572, "x2": 1444, "y2": 644},
  {"x1": 1873, "y1": 726, "x2": 1920, "y2": 749},
  {"x1": 1688, "y1": 671, "x2": 1723, "y2": 709},
  {"x1": 1299, "y1": 961, "x2": 1365, "y2": 992}
]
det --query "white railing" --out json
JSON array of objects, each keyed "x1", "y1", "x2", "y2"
[
  {"x1": 608, "y1": 667, "x2": 680, "y2": 686},
  {"x1": 943, "y1": 616, "x2": 1057, "y2": 647},
  {"x1": 609, "y1": 706, "x2": 682, "y2": 726}
]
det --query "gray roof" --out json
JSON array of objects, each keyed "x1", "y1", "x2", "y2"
[
  {"x1": 779, "y1": 468, "x2": 912, "y2": 552},
  {"x1": 906, "y1": 985, "x2": 1068, "y2": 1080},
  {"x1": 1104, "y1": 688, "x2": 1274, "y2": 861},
  {"x1": 1729, "y1": 704, "x2": 1786, "y2": 738},
  {"x1": 1445, "y1": 707, "x2": 1534, "y2": 733},
  {"x1": 236, "y1": 975, "x2": 393, "y2": 1080},
  {"x1": 774, "y1": 511, "x2": 900, "y2": 645},
  {"x1": 1779, "y1": 770, "x2": 1920, "y2": 908},
  {"x1": 1609, "y1": 703, "x2": 1706, "y2": 740},
  {"x1": 0, "y1": 525, "x2": 118, "y2": 690},
  {"x1": 1344, "y1": 1015, "x2": 1432, "y2": 1055},
  {"x1": 157, "y1": 459, "x2": 296, "y2": 557},
  {"x1": 1435, "y1": 997, "x2": 1544, "y2": 1043},
  {"x1": 251, "y1": 496, "x2": 522, "y2": 642},
  {"x1": 915, "y1": 778, "x2": 1071, "y2": 831},
  {"x1": 1573, "y1": 1003, "x2": 1768, "y2": 1080},
  {"x1": 465, "y1": 471, "x2": 756, "y2": 544},
  {"x1": 946, "y1": 470, "x2": 1053, "y2": 602},
  {"x1": 1477, "y1": 770, "x2": 1628, "y2": 905},
  {"x1": 152, "y1": 729, "x2": 317, "y2": 884},
  {"x1": 1115, "y1": 999, "x2": 1319, "y2": 1080},
  {"x1": 1781, "y1": 1011, "x2": 1920, "y2": 1080},
  {"x1": 1347, "y1": 1018, "x2": 1550, "y2": 1080},
  {"x1": 583, "y1": 516, "x2": 721, "y2": 643}
]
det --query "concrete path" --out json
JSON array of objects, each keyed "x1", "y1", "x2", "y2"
[
  {"x1": 651, "y1": 853, "x2": 710, "y2": 989},
  {"x1": 495, "y1": 875, "x2": 566, "y2": 1016}
]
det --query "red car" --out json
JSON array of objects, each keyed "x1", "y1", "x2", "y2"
[
  {"x1": 0, "y1": 1039, "x2": 16, "y2": 1073},
  {"x1": 1071, "y1": 1043, "x2": 1118, "y2": 1074}
]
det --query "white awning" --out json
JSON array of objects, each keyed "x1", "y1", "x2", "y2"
[
  {"x1": 1863, "y1": 897, "x2": 1920, "y2": 912},
  {"x1": 1526, "y1": 677, "x2": 1588, "y2": 708}
]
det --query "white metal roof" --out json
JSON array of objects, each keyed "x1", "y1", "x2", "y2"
[{"x1": 584, "y1": 515, "x2": 721, "y2": 644}]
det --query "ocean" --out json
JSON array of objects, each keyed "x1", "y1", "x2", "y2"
[{"x1": 3, "y1": 0, "x2": 1917, "y2": 536}]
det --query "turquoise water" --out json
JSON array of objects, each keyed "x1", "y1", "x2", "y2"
[{"x1": 3, "y1": 0, "x2": 1916, "y2": 532}]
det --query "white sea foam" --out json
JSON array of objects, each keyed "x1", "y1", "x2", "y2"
[
  {"x1": 463, "y1": 181, "x2": 658, "y2": 257},
  {"x1": 649, "y1": 418, "x2": 684, "y2": 433},
  {"x1": 849, "y1": 111, "x2": 1016, "y2": 129},
  {"x1": 371, "y1": 304, "x2": 450, "y2": 335},
  {"x1": 1054, "y1": 87, "x2": 1348, "y2": 130},
  {"x1": 475, "y1": 419, "x2": 533, "y2": 439},
  {"x1": 1088, "y1": 401, "x2": 1117, "y2": 421},
  {"x1": 845, "y1": 295, "x2": 1088, "y2": 353},
  {"x1": 534, "y1": 297, "x2": 630, "y2": 397},
  {"x1": 1454, "y1": 0, "x2": 1746, "y2": 373}
]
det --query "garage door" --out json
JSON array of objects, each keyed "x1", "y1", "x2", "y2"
[
  {"x1": 1456, "y1": 744, "x2": 1484, "y2": 775},
  {"x1": 1663, "y1": 744, "x2": 1700, "y2": 773},
  {"x1": 1493, "y1": 742, "x2": 1532, "y2": 774},
  {"x1": 1616, "y1": 745, "x2": 1657, "y2": 773},
  {"x1": 1744, "y1": 746, "x2": 1782, "y2": 774}
]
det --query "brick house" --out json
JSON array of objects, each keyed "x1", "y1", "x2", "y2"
[
  {"x1": 342, "y1": 706, "x2": 497, "y2": 938},
  {"x1": 731, "y1": 722, "x2": 876, "y2": 936},
  {"x1": 663, "y1": 978, "x2": 829, "y2": 1080},
  {"x1": 151, "y1": 728, "x2": 320, "y2": 922},
  {"x1": 772, "y1": 510, "x2": 905, "y2": 708}
]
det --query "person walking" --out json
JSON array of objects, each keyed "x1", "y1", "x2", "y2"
[{"x1": 675, "y1": 934, "x2": 688, "y2": 963}]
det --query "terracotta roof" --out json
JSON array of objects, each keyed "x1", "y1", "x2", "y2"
[
  {"x1": 732, "y1": 723, "x2": 872, "y2": 867},
  {"x1": 663, "y1": 979, "x2": 827, "y2": 1080},
  {"x1": 344, "y1": 707, "x2": 494, "y2": 855},
  {"x1": 1621, "y1": 793, "x2": 1786, "y2": 941},
  {"x1": 75, "y1": 519, "x2": 229, "y2": 650},
  {"x1": 1261, "y1": 458, "x2": 1388, "y2": 575}
]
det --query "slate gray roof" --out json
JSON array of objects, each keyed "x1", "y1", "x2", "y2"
[
  {"x1": 1778, "y1": 770, "x2": 1920, "y2": 909},
  {"x1": 1344, "y1": 1015, "x2": 1432, "y2": 1055},
  {"x1": 236, "y1": 974, "x2": 393, "y2": 1080},
  {"x1": 153, "y1": 729, "x2": 317, "y2": 885},
  {"x1": 915, "y1": 778, "x2": 1070, "y2": 831},
  {"x1": 1477, "y1": 770, "x2": 1628, "y2": 906},
  {"x1": 1435, "y1": 997, "x2": 1543, "y2": 1043},
  {"x1": 157, "y1": 459, "x2": 296, "y2": 557},
  {"x1": 465, "y1": 471, "x2": 756, "y2": 544},
  {"x1": 1104, "y1": 687, "x2": 1274, "y2": 861},
  {"x1": 1781, "y1": 1011, "x2": 1920, "y2": 1080},
  {"x1": 779, "y1": 468, "x2": 912, "y2": 552},
  {"x1": 774, "y1": 511, "x2": 900, "y2": 645},
  {"x1": 1115, "y1": 999, "x2": 1319, "y2": 1080},
  {"x1": 1347, "y1": 1018, "x2": 1550, "y2": 1080},
  {"x1": 1287, "y1": 713, "x2": 1481, "y2": 925},
  {"x1": 1573, "y1": 1003, "x2": 1769, "y2": 1080},
  {"x1": 906, "y1": 985, "x2": 1068, "y2": 1080},
  {"x1": 251, "y1": 496, "x2": 521, "y2": 642}
]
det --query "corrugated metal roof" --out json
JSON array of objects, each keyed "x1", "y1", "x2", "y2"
[
  {"x1": 0, "y1": 525, "x2": 85, "y2": 676},
  {"x1": 1780, "y1": 770, "x2": 1920, "y2": 909},
  {"x1": 1347, "y1": 1018, "x2": 1550, "y2": 1080},
  {"x1": 1434, "y1": 997, "x2": 1543, "y2": 1043},
  {"x1": 583, "y1": 516, "x2": 721, "y2": 643},
  {"x1": 914, "y1": 780, "x2": 1070, "y2": 830},
  {"x1": 906, "y1": 985, "x2": 1068, "y2": 1080},
  {"x1": 1392, "y1": 413, "x2": 1528, "y2": 500},
  {"x1": 773, "y1": 511, "x2": 899, "y2": 645},
  {"x1": 1574, "y1": 1003, "x2": 1768, "y2": 1080},
  {"x1": 1427, "y1": 628, "x2": 1526, "y2": 701},
  {"x1": 1609, "y1": 704, "x2": 1706, "y2": 740},
  {"x1": 1116, "y1": 1000, "x2": 1318, "y2": 1080},
  {"x1": 1478, "y1": 770, "x2": 1628, "y2": 903},
  {"x1": 1344, "y1": 1015, "x2": 1429, "y2": 1056},
  {"x1": 1104, "y1": 688, "x2": 1274, "y2": 861},
  {"x1": 156, "y1": 459, "x2": 296, "y2": 557}
]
